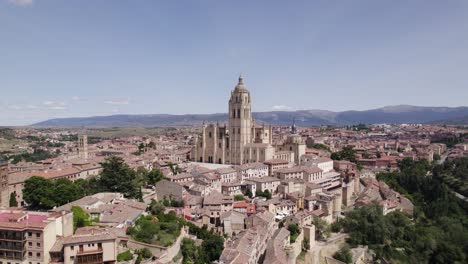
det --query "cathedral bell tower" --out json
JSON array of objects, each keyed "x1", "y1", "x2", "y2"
[{"x1": 228, "y1": 75, "x2": 252, "y2": 165}]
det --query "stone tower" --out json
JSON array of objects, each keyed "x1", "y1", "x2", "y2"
[
  {"x1": 228, "y1": 75, "x2": 252, "y2": 165},
  {"x1": 78, "y1": 135, "x2": 88, "y2": 160}
]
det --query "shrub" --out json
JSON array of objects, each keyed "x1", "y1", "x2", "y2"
[
  {"x1": 117, "y1": 250, "x2": 133, "y2": 262},
  {"x1": 137, "y1": 248, "x2": 153, "y2": 259}
]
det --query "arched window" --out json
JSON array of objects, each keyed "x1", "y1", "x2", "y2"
[{"x1": 237, "y1": 109, "x2": 241, "y2": 118}]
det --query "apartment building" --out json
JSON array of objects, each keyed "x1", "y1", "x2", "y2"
[{"x1": 0, "y1": 210, "x2": 73, "y2": 264}]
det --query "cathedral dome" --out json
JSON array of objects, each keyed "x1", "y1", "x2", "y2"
[{"x1": 234, "y1": 75, "x2": 248, "y2": 91}]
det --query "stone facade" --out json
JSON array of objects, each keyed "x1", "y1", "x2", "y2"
[{"x1": 193, "y1": 76, "x2": 305, "y2": 166}]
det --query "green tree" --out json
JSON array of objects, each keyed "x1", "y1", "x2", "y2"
[
  {"x1": 200, "y1": 235, "x2": 224, "y2": 262},
  {"x1": 148, "y1": 142, "x2": 156, "y2": 149},
  {"x1": 333, "y1": 244, "x2": 353, "y2": 264},
  {"x1": 146, "y1": 169, "x2": 166, "y2": 185},
  {"x1": 244, "y1": 188, "x2": 253, "y2": 198},
  {"x1": 53, "y1": 178, "x2": 83, "y2": 205},
  {"x1": 168, "y1": 162, "x2": 182, "y2": 175},
  {"x1": 287, "y1": 224, "x2": 300, "y2": 243},
  {"x1": 311, "y1": 143, "x2": 331, "y2": 152},
  {"x1": 98, "y1": 156, "x2": 140, "y2": 198},
  {"x1": 255, "y1": 189, "x2": 272, "y2": 199},
  {"x1": 150, "y1": 200, "x2": 166, "y2": 215},
  {"x1": 135, "y1": 254, "x2": 142, "y2": 264},
  {"x1": 331, "y1": 146, "x2": 357, "y2": 163},
  {"x1": 181, "y1": 238, "x2": 199, "y2": 264},
  {"x1": 72, "y1": 206, "x2": 92, "y2": 230},
  {"x1": 117, "y1": 250, "x2": 133, "y2": 262},
  {"x1": 136, "y1": 248, "x2": 153, "y2": 259},
  {"x1": 9, "y1": 192, "x2": 18, "y2": 207},
  {"x1": 234, "y1": 194, "x2": 245, "y2": 201},
  {"x1": 23, "y1": 176, "x2": 55, "y2": 209},
  {"x1": 313, "y1": 217, "x2": 331, "y2": 240}
]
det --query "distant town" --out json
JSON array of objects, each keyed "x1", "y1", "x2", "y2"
[{"x1": 0, "y1": 77, "x2": 466, "y2": 264}]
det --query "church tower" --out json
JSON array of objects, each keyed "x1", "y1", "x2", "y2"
[
  {"x1": 78, "y1": 135, "x2": 88, "y2": 160},
  {"x1": 228, "y1": 75, "x2": 252, "y2": 165}
]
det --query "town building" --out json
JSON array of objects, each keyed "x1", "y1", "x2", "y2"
[
  {"x1": 0, "y1": 210, "x2": 73, "y2": 264},
  {"x1": 50, "y1": 227, "x2": 121, "y2": 264}
]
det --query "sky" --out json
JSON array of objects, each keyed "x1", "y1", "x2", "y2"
[{"x1": 1, "y1": 0, "x2": 468, "y2": 126}]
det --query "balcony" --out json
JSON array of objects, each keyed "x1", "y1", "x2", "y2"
[
  {"x1": 0, "y1": 244, "x2": 25, "y2": 251},
  {"x1": 0, "y1": 250, "x2": 25, "y2": 260},
  {"x1": 0, "y1": 234, "x2": 26, "y2": 242},
  {"x1": 76, "y1": 252, "x2": 103, "y2": 264}
]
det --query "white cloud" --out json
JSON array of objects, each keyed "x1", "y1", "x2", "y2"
[
  {"x1": 7, "y1": 0, "x2": 34, "y2": 6},
  {"x1": 104, "y1": 99, "x2": 129, "y2": 105},
  {"x1": 42, "y1": 101, "x2": 67, "y2": 110},
  {"x1": 272, "y1": 105, "x2": 293, "y2": 111},
  {"x1": 48, "y1": 106, "x2": 66, "y2": 110},
  {"x1": 71, "y1": 96, "x2": 81, "y2": 101}
]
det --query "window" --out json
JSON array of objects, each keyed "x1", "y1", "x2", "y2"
[
  {"x1": 36, "y1": 253, "x2": 40, "y2": 257},
  {"x1": 36, "y1": 233, "x2": 40, "y2": 238},
  {"x1": 28, "y1": 232, "x2": 32, "y2": 237},
  {"x1": 208, "y1": 132, "x2": 212, "y2": 138},
  {"x1": 71, "y1": 246, "x2": 74, "y2": 250},
  {"x1": 36, "y1": 242, "x2": 40, "y2": 247},
  {"x1": 28, "y1": 242, "x2": 32, "y2": 247},
  {"x1": 28, "y1": 252, "x2": 32, "y2": 257},
  {"x1": 237, "y1": 109, "x2": 240, "y2": 118}
]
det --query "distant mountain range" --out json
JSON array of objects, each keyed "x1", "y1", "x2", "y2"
[
  {"x1": 32, "y1": 105, "x2": 468, "y2": 127},
  {"x1": 428, "y1": 115, "x2": 468, "y2": 125}
]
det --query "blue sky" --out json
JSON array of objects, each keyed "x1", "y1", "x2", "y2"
[{"x1": 1, "y1": 0, "x2": 467, "y2": 125}]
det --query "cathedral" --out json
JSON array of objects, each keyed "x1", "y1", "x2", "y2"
[{"x1": 193, "y1": 76, "x2": 305, "y2": 165}]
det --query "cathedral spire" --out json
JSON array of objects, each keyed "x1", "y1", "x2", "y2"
[{"x1": 238, "y1": 74, "x2": 244, "y2": 84}]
